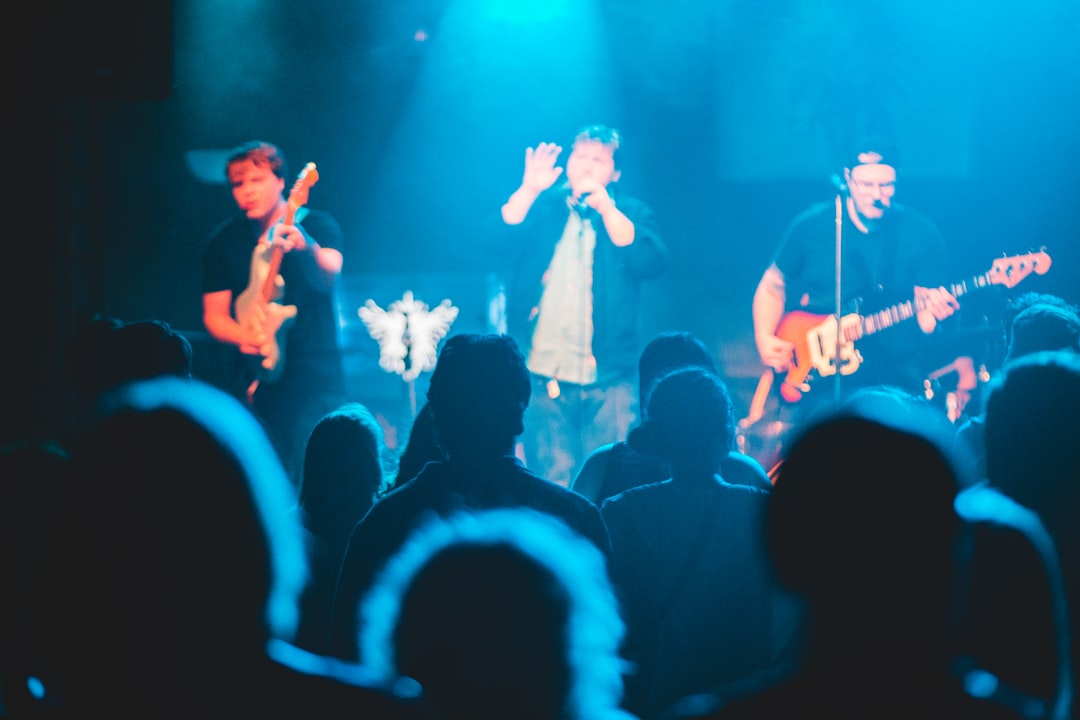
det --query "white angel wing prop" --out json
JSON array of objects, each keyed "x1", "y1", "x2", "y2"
[{"x1": 358, "y1": 291, "x2": 458, "y2": 381}]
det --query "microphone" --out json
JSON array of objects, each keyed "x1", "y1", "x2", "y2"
[
  {"x1": 830, "y1": 174, "x2": 848, "y2": 195},
  {"x1": 573, "y1": 192, "x2": 592, "y2": 216}
]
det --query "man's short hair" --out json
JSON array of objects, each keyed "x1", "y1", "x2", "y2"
[
  {"x1": 425, "y1": 334, "x2": 531, "y2": 456},
  {"x1": 225, "y1": 140, "x2": 287, "y2": 180},
  {"x1": 1006, "y1": 303, "x2": 1080, "y2": 361},
  {"x1": 637, "y1": 331, "x2": 718, "y2": 411},
  {"x1": 1002, "y1": 292, "x2": 1080, "y2": 351},
  {"x1": 573, "y1": 124, "x2": 623, "y2": 168},
  {"x1": 643, "y1": 366, "x2": 736, "y2": 474}
]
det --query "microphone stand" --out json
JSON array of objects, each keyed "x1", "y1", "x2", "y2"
[{"x1": 833, "y1": 192, "x2": 844, "y2": 408}]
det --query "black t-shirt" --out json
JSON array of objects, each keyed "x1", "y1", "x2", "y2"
[
  {"x1": 202, "y1": 208, "x2": 344, "y2": 364},
  {"x1": 772, "y1": 200, "x2": 951, "y2": 395}
]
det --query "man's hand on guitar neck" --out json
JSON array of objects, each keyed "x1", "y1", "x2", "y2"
[
  {"x1": 270, "y1": 222, "x2": 307, "y2": 252},
  {"x1": 914, "y1": 285, "x2": 960, "y2": 334},
  {"x1": 269, "y1": 221, "x2": 344, "y2": 286}
]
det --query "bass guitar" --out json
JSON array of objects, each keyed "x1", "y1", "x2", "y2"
[
  {"x1": 772, "y1": 250, "x2": 1052, "y2": 404},
  {"x1": 234, "y1": 162, "x2": 319, "y2": 402}
]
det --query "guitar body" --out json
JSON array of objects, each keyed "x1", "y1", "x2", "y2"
[
  {"x1": 234, "y1": 242, "x2": 297, "y2": 385},
  {"x1": 768, "y1": 250, "x2": 1052, "y2": 405},
  {"x1": 775, "y1": 311, "x2": 864, "y2": 402}
]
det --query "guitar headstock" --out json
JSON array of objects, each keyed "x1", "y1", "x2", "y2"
[
  {"x1": 988, "y1": 249, "x2": 1052, "y2": 289},
  {"x1": 285, "y1": 162, "x2": 319, "y2": 218}
]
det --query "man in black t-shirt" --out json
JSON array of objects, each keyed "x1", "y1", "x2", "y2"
[
  {"x1": 202, "y1": 140, "x2": 346, "y2": 484},
  {"x1": 752, "y1": 140, "x2": 960, "y2": 421}
]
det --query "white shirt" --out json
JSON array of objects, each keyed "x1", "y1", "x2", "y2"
[{"x1": 527, "y1": 209, "x2": 597, "y2": 385}]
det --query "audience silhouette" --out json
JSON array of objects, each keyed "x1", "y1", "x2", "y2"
[
  {"x1": 1000, "y1": 293, "x2": 1080, "y2": 361},
  {"x1": 956, "y1": 483, "x2": 1073, "y2": 720},
  {"x1": 969, "y1": 350, "x2": 1080, "y2": 715},
  {"x1": 601, "y1": 366, "x2": 799, "y2": 719},
  {"x1": 387, "y1": 401, "x2": 443, "y2": 492},
  {"x1": 38, "y1": 377, "x2": 430, "y2": 720},
  {"x1": 954, "y1": 294, "x2": 1080, "y2": 480},
  {"x1": 8, "y1": 295, "x2": 1077, "y2": 720},
  {"x1": 292, "y1": 402, "x2": 388, "y2": 656},
  {"x1": 361, "y1": 507, "x2": 634, "y2": 720},
  {"x1": 572, "y1": 331, "x2": 771, "y2": 504},
  {"x1": 667, "y1": 414, "x2": 1024, "y2": 720},
  {"x1": 68, "y1": 316, "x2": 192, "y2": 398},
  {"x1": 329, "y1": 333, "x2": 611, "y2": 661},
  {"x1": 64, "y1": 315, "x2": 193, "y2": 446}
]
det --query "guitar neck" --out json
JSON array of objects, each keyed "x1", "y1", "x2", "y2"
[
  {"x1": 859, "y1": 271, "x2": 991, "y2": 337},
  {"x1": 258, "y1": 205, "x2": 300, "y2": 303},
  {"x1": 256, "y1": 162, "x2": 319, "y2": 305}
]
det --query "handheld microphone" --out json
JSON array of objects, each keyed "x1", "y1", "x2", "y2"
[{"x1": 573, "y1": 192, "x2": 592, "y2": 216}]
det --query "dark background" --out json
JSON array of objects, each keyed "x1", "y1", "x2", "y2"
[{"x1": 8, "y1": 0, "x2": 1078, "y2": 450}]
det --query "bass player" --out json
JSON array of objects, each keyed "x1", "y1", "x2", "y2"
[
  {"x1": 202, "y1": 140, "x2": 346, "y2": 486},
  {"x1": 751, "y1": 138, "x2": 959, "y2": 422}
]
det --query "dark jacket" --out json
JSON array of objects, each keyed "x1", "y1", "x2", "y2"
[
  {"x1": 493, "y1": 188, "x2": 668, "y2": 382},
  {"x1": 328, "y1": 455, "x2": 611, "y2": 661}
]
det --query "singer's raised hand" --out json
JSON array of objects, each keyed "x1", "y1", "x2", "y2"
[{"x1": 522, "y1": 142, "x2": 564, "y2": 193}]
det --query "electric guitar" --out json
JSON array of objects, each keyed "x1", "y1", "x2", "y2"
[
  {"x1": 234, "y1": 162, "x2": 319, "y2": 401},
  {"x1": 772, "y1": 250, "x2": 1052, "y2": 404}
]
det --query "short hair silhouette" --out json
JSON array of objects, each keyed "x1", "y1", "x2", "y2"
[
  {"x1": 642, "y1": 366, "x2": 735, "y2": 476},
  {"x1": 637, "y1": 331, "x2": 719, "y2": 414},
  {"x1": 361, "y1": 508, "x2": 627, "y2": 720},
  {"x1": 1001, "y1": 292, "x2": 1079, "y2": 353},
  {"x1": 985, "y1": 350, "x2": 1080, "y2": 515},
  {"x1": 1005, "y1": 304, "x2": 1080, "y2": 362},
  {"x1": 68, "y1": 317, "x2": 193, "y2": 399},
  {"x1": 43, "y1": 377, "x2": 307, "y2": 713},
  {"x1": 425, "y1": 334, "x2": 531, "y2": 458},
  {"x1": 768, "y1": 415, "x2": 960, "y2": 597}
]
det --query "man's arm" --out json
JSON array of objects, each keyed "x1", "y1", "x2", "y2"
[
  {"x1": 577, "y1": 177, "x2": 634, "y2": 247},
  {"x1": 610, "y1": 198, "x2": 668, "y2": 279},
  {"x1": 203, "y1": 290, "x2": 265, "y2": 355},
  {"x1": 914, "y1": 285, "x2": 960, "y2": 334},
  {"x1": 501, "y1": 186, "x2": 542, "y2": 225},
  {"x1": 752, "y1": 264, "x2": 795, "y2": 371},
  {"x1": 597, "y1": 203, "x2": 635, "y2": 247},
  {"x1": 273, "y1": 219, "x2": 343, "y2": 294},
  {"x1": 501, "y1": 142, "x2": 564, "y2": 225}
]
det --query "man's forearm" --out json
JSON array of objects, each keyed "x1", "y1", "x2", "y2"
[
  {"x1": 600, "y1": 205, "x2": 635, "y2": 247},
  {"x1": 501, "y1": 186, "x2": 540, "y2": 225},
  {"x1": 752, "y1": 269, "x2": 786, "y2": 341}
]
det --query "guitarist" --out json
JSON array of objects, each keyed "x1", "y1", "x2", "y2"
[
  {"x1": 751, "y1": 138, "x2": 960, "y2": 420},
  {"x1": 202, "y1": 140, "x2": 346, "y2": 485}
]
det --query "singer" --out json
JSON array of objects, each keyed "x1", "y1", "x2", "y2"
[
  {"x1": 495, "y1": 124, "x2": 669, "y2": 487},
  {"x1": 751, "y1": 137, "x2": 960, "y2": 424}
]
